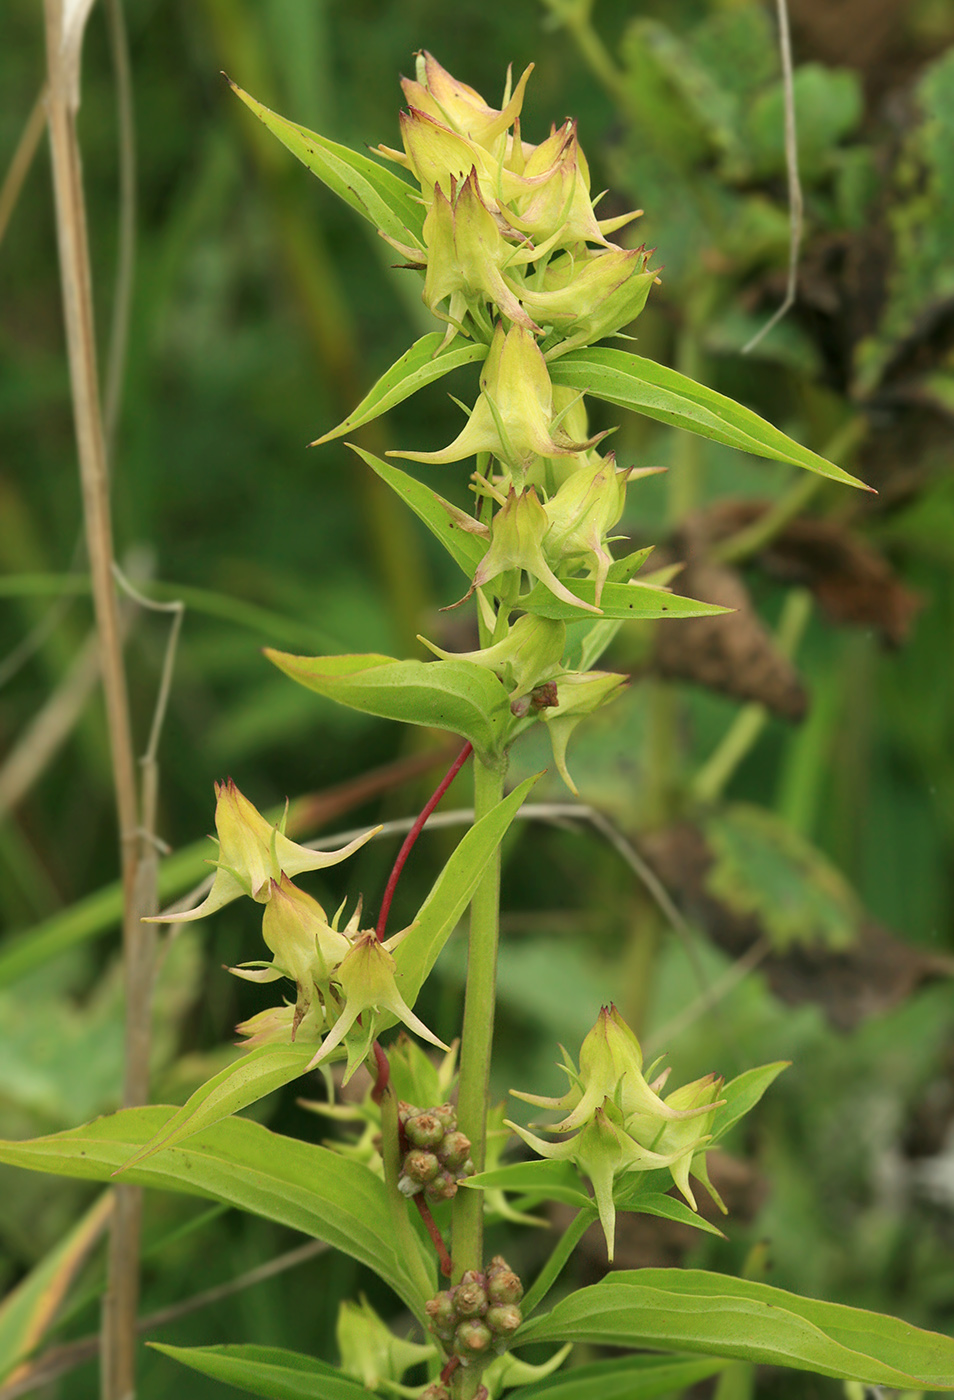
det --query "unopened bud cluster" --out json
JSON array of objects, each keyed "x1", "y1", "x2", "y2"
[
  {"x1": 397, "y1": 1101, "x2": 475, "y2": 1201},
  {"x1": 425, "y1": 1257, "x2": 524, "y2": 1366}
]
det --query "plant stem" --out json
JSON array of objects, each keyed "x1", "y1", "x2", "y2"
[{"x1": 451, "y1": 755, "x2": 505, "y2": 1281}]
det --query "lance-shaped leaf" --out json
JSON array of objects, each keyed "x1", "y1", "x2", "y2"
[
  {"x1": 229, "y1": 82, "x2": 425, "y2": 246},
  {"x1": 549, "y1": 348, "x2": 869, "y2": 489},
  {"x1": 350, "y1": 447, "x2": 487, "y2": 578},
  {"x1": 710, "y1": 1062, "x2": 790, "y2": 1143},
  {"x1": 514, "y1": 1354, "x2": 731, "y2": 1400},
  {"x1": 0, "y1": 1109, "x2": 431, "y2": 1313},
  {"x1": 516, "y1": 1269, "x2": 954, "y2": 1389},
  {"x1": 265, "y1": 651, "x2": 513, "y2": 761},
  {"x1": 311, "y1": 333, "x2": 488, "y2": 446},
  {"x1": 520, "y1": 578, "x2": 731, "y2": 622},
  {"x1": 114, "y1": 1044, "x2": 318, "y2": 1174},
  {"x1": 390, "y1": 772, "x2": 540, "y2": 1004},
  {"x1": 150, "y1": 1343, "x2": 369, "y2": 1400}
]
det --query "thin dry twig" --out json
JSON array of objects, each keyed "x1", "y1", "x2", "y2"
[
  {"x1": 0, "y1": 85, "x2": 48, "y2": 252},
  {"x1": 102, "y1": 0, "x2": 136, "y2": 454},
  {"x1": 742, "y1": 0, "x2": 803, "y2": 354},
  {"x1": 42, "y1": 3, "x2": 146, "y2": 1393}
]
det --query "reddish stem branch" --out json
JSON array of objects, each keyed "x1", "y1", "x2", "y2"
[
  {"x1": 375, "y1": 741, "x2": 473, "y2": 941},
  {"x1": 415, "y1": 1195, "x2": 453, "y2": 1277},
  {"x1": 440, "y1": 1355, "x2": 461, "y2": 1385},
  {"x1": 370, "y1": 1039, "x2": 390, "y2": 1104}
]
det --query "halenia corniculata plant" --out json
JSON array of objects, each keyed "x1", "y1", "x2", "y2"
[{"x1": 2, "y1": 50, "x2": 952, "y2": 1400}]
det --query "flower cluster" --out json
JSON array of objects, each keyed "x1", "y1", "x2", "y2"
[
  {"x1": 508, "y1": 1005, "x2": 726, "y2": 1259},
  {"x1": 397, "y1": 1100, "x2": 475, "y2": 1201},
  {"x1": 151, "y1": 779, "x2": 446, "y2": 1078},
  {"x1": 425, "y1": 1256, "x2": 525, "y2": 1367},
  {"x1": 370, "y1": 54, "x2": 665, "y2": 789}
]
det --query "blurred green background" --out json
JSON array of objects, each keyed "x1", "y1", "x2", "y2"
[{"x1": 2, "y1": 0, "x2": 954, "y2": 1395}]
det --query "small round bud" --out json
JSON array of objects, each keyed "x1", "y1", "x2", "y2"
[
  {"x1": 420, "y1": 1386, "x2": 451, "y2": 1400},
  {"x1": 485, "y1": 1303, "x2": 522, "y2": 1336},
  {"x1": 425, "y1": 1290, "x2": 457, "y2": 1341},
  {"x1": 433, "y1": 1102, "x2": 457, "y2": 1131},
  {"x1": 397, "y1": 1101, "x2": 418, "y2": 1128},
  {"x1": 454, "y1": 1319, "x2": 493, "y2": 1364},
  {"x1": 403, "y1": 1149, "x2": 441, "y2": 1184},
  {"x1": 487, "y1": 1267, "x2": 523, "y2": 1305},
  {"x1": 405, "y1": 1112, "x2": 445, "y2": 1149},
  {"x1": 454, "y1": 1278, "x2": 488, "y2": 1317},
  {"x1": 438, "y1": 1131, "x2": 472, "y2": 1170},
  {"x1": 425, "y1": 1169, "x2": 458, "y2": 1201}
]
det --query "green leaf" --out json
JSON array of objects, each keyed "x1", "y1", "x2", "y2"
[
  {"x1": 350, "y1": 447, "x2": 487, "y2": 577},
  {"x1": 0, "y1": 1109, "x2": 430, "y2": 1312},
  {"x1": 463, "y1": 1159, "x2": 591, "y2": 1208},
  {"x1": 392, "y1": 774, "x2": 540, "y2": 1004},
  {"x1": 612, "y1": 1188, "x2": 726, "y2": 1238},
  {"x1": 520, "y1": 577, "x2": 730, "y2": 622},
  {"x1": 115, "y1": 1044, "x2": 317, "y2": 1174},
  {"x1": 515, "y1": 1354, "x2": 730, "y2": 1400},
  {"x1": 229, "y1": 83, "x2": 424, "y2": 246},
  {"x1": 150, "y1": 1343, "x2": 368, "y2": 1399},
  {"x1": 710, "y1": 1062, "x2": 789, "y2": 1144},
  {"x1": 311, "y1": 334, "x2": 488, "y2": 445},
  {"x1": 703, "y1": 804, "x2": 862, "y2": 951},
  {"x1": 265, "y1": 651, "x2": 512, "y2": 761},
  {"x1": 0, "y1": 1192, "x2": 112, "y2": 1384},
  {"x1": 516, "y1": 1269, "x2": 954, "y2": 1389},
  {"x1": 549, "y1": 348, "x2": 868, "y2": 489}
]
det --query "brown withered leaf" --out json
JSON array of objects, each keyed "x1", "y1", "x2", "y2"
[
  {"x1": 640, "y1": 822, "x2": 953, "y2": 1030},
  {"x1": 699, "y1": 500, "x2": 924, "y2": 647},
  {"x1": 652, "y1": 559, "x2": 808, "y2": 721}
]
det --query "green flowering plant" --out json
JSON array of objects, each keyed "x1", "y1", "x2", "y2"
[{"x1": 2, "y1": 48, "x2": 952, "y2": 1400}]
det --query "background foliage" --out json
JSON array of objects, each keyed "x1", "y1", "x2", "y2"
[{"x1": 1, "y1": 0, "x2": 954, "y2": 1395}]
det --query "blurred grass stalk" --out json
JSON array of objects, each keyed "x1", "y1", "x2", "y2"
[{"x1": 41, "y1": 1, "x2": 149, "y2": 1395}]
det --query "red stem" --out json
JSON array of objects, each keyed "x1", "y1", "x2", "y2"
[
  {"x1": 375, "y1": 741, "x2": 473, "y2": 941},
  {"x1": 415, "y1": 1194, "x2": 453, "y2": 1277},
  {"x1": 440, "y1": 1355, "x2": 461, "y2": 1385},
  {"x1": 370, "y1": 1040, "x2": 390, "y2": 1104}
]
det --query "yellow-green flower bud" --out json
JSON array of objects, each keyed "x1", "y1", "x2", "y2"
[
  {"x1": 336, "y1": 1297, "x2": 434, "y2": 1391},
  {"x1": 306, "y1": 932, "x2": 449, "y2": 1081},
  {"x1": 403, "y1": 52, "x2": 534, "y2": 153},
  {"x1": 540, "y1": 671, "x2": 628, "y2": 792},
  {"x1": 523, "y1": 247, "x2": 657, "y2": 353},
  {"x1": 389, "y1": 322, "x2": 598, "y2": 474},
  {"x1": 148, "y1": 778, "x2": 377, "y2": 923},
  {"x1": 419, "y1": 613, "x2": 567, "y2": 703}
]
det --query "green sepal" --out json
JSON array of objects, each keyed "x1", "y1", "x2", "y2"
[
  {"x1": 516, "y1": 1269, "x2": 954, "y2": 1389},
  {"x1": 265, "y1": 651, "x2": 512, "y2": 762},
  {"x1": 312, "y1": 333, "x2": 488, "y2": 445},
  {"x1": 611, "y1": 1186, "x2": 726, "y2": 1239},
  {"x1": 229, "y1": 83, "x2": 425, "y2": 246},
  {"x1": 520, "y1": 578, "x2": 730, "y2": 621},
  {"x1": 150, "y1": 1342, "x2": 369, "y2": 1399},
  {"x1": 710, "y1": 1062, "x2": 790, "y2": 1144},
  {"x1": 350, "y1": 446, "x2": 487, "y2": 577},
  {"x1": 550, "y1": 348, "x2": 870, "y2": 489}
]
